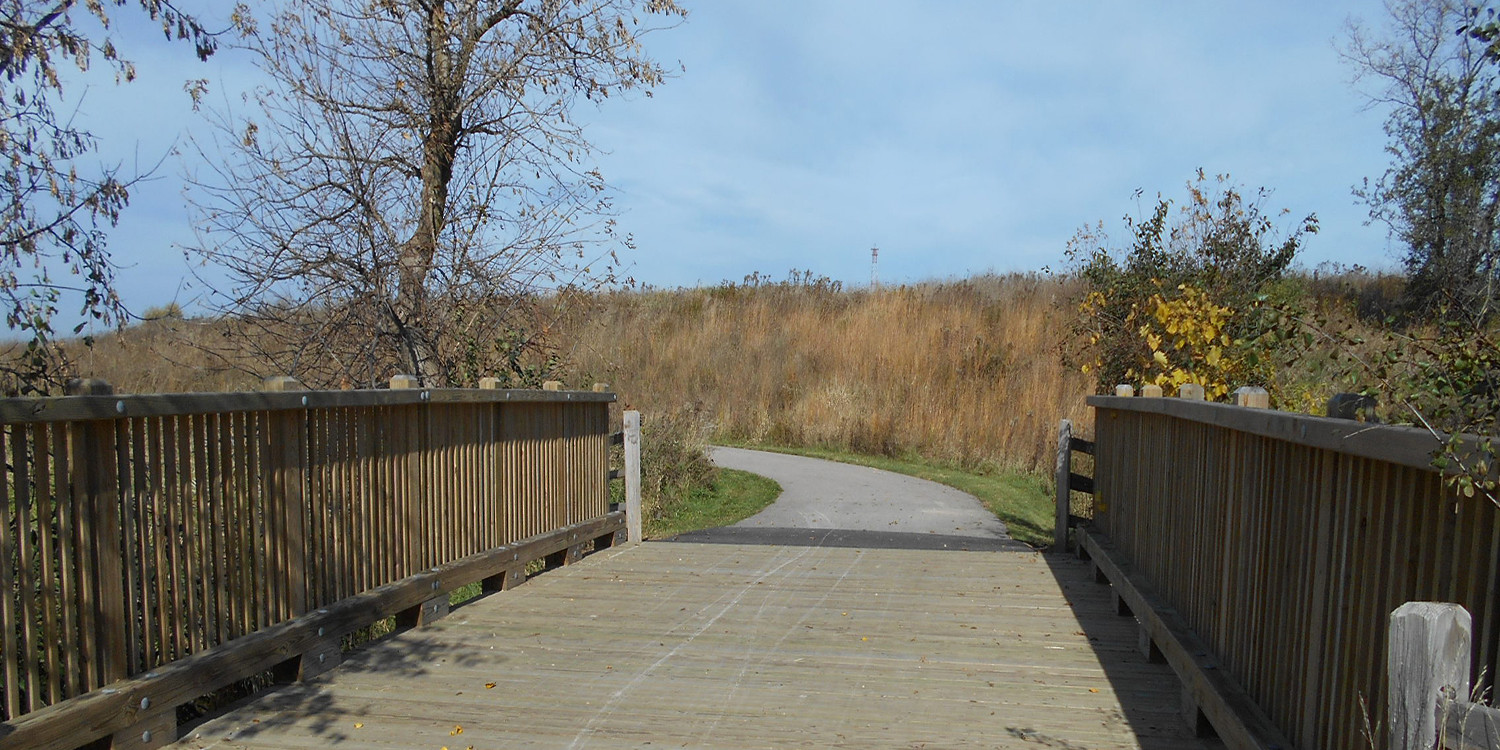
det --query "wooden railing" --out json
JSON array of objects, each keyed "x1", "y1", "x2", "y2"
[
  {"x1": 1071, "y1": 391, "x2": 1498, "y2": 750},
  {"x1": 0, "y1": 379, "x2": 627, "y2": 750}
]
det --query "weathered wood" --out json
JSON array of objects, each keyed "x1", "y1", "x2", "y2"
[
  {"x1": 1068, "y1": 436, "x2": 1095, "y2": 455},
  {"x1": 1233, "y1": 386, "x2": 1269, "y2": 409},
  {"x1": 1089, "y1": 395, "x2": 1469, "y2": 471},
  {"x1": 176, "y1": 542, "x2": 1214, "y2": 750},
  {"x1": 1176, "y1": 383, "x2": 1205, "y2": 401},
  {"x1": 624, "y1": 411, "x2": 642, "y2": 544},
  {"x1": 1389, "y1": 602, "x2": 1472, "y2": 750},
  {"x1": 1115, "y1": 384, "x2": 1135, "y2": 397},
  {"x1": 0, "y1": 388, "x2": 615, "y2": 425},
  {"x1": 0, "y1": 514, "x2": 623, "y2": 750},
  {"x1": 1068, "y1": 472, "x2": 1095, "y2": 494},
  {"x1": 1441, "y1": 699, "x2": 1500, "y2": 750},
  {"x1": 1141, "y1": 384, "x2": 1163, "y2": 398},
  {"x1": 1055, "y1": 419, "x2": 1072, "y2": 551},
  {"x1": 1081, "y1": 529, "x2": 1294, "y2": 750}
]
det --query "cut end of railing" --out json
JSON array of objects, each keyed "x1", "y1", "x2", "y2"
[
  {"x1": 65, "y1": 378, "x2": 114, "y2": 396},
  {"x1": 1176, "y1": 383, "x2": 1205, "y2": 401},
  {"x1": 592, "y1": 382, "x2": 610, "y2": 393},
  {"x1": 389, "y1": 374, "x2": 419, "y2": 389},
  {"x1": 542, "y1": 380, "x2": 563, "y2": 391},
  {"x1": 1234, "y1": 386, "x2": 1269, "y2": 409},
  {"x1": 478, "y1": 376, "x2": 502, "y2": 390},
  {"x1": 260, "y1": 376, "x2": 302, "y2": 392}
]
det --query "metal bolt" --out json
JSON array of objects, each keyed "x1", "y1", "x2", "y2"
[
  {"x1": 432, "y1": 580, "x2": 440, "y2": 590},
  {"x1": 142, "y1": 730, "x2": 152, "y2": 743},
  {"x1": 317, "y1": 627, "x2": 324, "y2": 637},
  {"x1": 301, "y1": 395, "x2": 309, "y2": 406},
  {"x1": 115, "y1": 400, "x2": 126, "y2": 414},
  {"x1": 140, "y1": 697, "x2": 150, "y2": 710},
  {"x1": 319, "y1": 653, "x2": 326, "y2": 663}
]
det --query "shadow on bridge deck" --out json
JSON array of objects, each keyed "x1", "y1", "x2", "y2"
[{"x1": 174, "y1": 542, "x2": 1216, "y2": 749}]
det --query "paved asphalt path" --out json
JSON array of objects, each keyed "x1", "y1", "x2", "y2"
[{"x1": 666, "y1": 446, "x2": 1029, "y2": 551}]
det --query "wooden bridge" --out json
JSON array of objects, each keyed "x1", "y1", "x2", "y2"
[{"x1": 1, "y1": 379, "x2": 1498, "y2": 749}]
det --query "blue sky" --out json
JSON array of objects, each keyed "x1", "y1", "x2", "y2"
[{"x1": 76, "y1": 1, "x2": 1398, "y2": 321}]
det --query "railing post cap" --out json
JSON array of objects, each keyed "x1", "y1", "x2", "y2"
[
  {"x1": 65, "y1": 378, "x2": 114, "y2": 396},
  {"x1": 260, "y1": 376, "x2": 302, "y2": 392},
  {"x1": 1114, "y1": 384, "x2": 1135, "y2": 397},
  {"x1": 542, "y1": 380, "x2": 563, "y2": 391},
  {"x1": 591, "y1": 382, "x2": 610, "y2": 393},
  {"x1": 1234, "y1": 386, "x2": 1270, "y2": 409},
  {"x1": 1176, "y1": 383, "x2": 1205, "y2": 401},
  {"x1": 1140, "y1": 384, "x2": 1163, "y2": 398},
  {"x1": 390, "y1": 374, "x2": 420, "y2": 389}
]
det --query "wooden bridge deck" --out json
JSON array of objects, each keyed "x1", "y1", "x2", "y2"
[{"x1": 174, "y1": 542, "x2": 1211, "y2": 749}]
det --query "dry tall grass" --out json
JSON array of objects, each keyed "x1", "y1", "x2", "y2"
[{"x1": 558, "y1": 274, "x2": 1091, "y2": 474}]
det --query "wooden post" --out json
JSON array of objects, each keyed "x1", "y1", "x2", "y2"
[
  {"x1": 591, "y1": 383, "x2": 610, "y2": 393},
  {"x1": 1389, "y1": 602, "x2": 1471, "y2": 750},
  {"x1": 478, "y1": 377, "x2": 501, "y2": 389},
  {"x1": 1177, "y1": 383, "x2": 1205, "y2": 401},
  {"x1": 390, "y1": 374, "x2": 419, "y2": 390},
  {"x1": 624, "y1": 410, "x2": 642, "y2": 544},
  {"x1": 542, "y1": 380, "x2": 562, "y2": 391},
  {"x1": 1114, "y1": 384, "x2": 1134, "y2": 397},
  {"x1": 65, "y1": 378, "x2": 115, "y2": 396},
  {"x1": 1141, "y1": 384, "x2": 1163, "y2": 398},
  {"x1": 1054, "y1": 419, "x2": 1072, "y2": 552},
  {"x1": 1234, "y1": 386, "x2": 1269, "y2": 409},
  {"x1": 261, "y1": 376, "x2": 302, "y2": 392}
]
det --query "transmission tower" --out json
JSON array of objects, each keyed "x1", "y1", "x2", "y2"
[{"x1": 870, "y1": 244, "x2": 879, "y2": 288}]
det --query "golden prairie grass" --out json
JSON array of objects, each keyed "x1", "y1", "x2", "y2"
[{"x1": 558, "y1": 273, "x2": 1092, "y2": 474}]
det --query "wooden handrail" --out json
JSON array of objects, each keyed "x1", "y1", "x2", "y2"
[{"x1": 0, "y1": 383, "x2": 623, "y2": 749}]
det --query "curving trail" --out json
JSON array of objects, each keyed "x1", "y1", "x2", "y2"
[{"x1": 667, "y1": 446, "x2": 1029, "y2": 551}]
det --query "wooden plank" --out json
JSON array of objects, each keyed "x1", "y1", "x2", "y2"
[
  {"x1": 173, "y1": 542, "x2": 1210, "y2": 750},
  {"x1": 88, "y1": 418, "x2": 128, "y2": 687},
  {"x1": 34, "y1": 425, "x2": 60, "y2": 704},
  {"x1": 1089, "y1": 396, "x2": 1468, "y2": 471},
  {"x1": 12, "y1": 430, "x2": 38, "y2": 714},
  {"x1": 0, "y1": 427, "x2": 15, "y2": 719},
  {"x1": 1441, "y1": 699, "x2": 1500, "y2": 750},
  {"x1": 1081, "y1": 528, "x2": 1294, "y2": 749},
  {"x1": 0, "y1": 389, "x2": 616, "y2": 425}
]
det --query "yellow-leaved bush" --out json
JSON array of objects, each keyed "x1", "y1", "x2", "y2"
[{"x1": 1080, "y1": 281, "x2": 1275, "y2": 401}]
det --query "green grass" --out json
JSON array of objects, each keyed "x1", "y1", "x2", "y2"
[
  {"x1": 644, "y1": 467, "x2": 782, "y2": 540},
  {"x1": 723, "y1": 443, "x2": 1055, "y2": 549}
]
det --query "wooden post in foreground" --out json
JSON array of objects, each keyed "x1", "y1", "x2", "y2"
[
  {"x1": 624, "y1": 410, "x2": 642, "y2": 543},
  {"x1": 1389, "y1": 602, "x2": 1471, "y2": 750},
  {"x1": 1054, "y1": 419, "x2": 1072, "y2": 552}
]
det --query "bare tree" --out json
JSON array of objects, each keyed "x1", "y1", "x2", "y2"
[
  {"x1": 1344, "y1": 0, "x2": 1500, "y2": 323},
  {"x1": 188, "y1": 0, "x2": 684, "y2": 388},
  {"x1": 0, "y1": 1, "x2": 214, "y2": 393}
]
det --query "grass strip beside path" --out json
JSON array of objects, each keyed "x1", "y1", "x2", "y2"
[
  {"x1": 643, "y1": 467, "x2": 782, "y2": 540},
  {"x1": 720, "y1": 443, "x2": 1054, "y2": 549}
]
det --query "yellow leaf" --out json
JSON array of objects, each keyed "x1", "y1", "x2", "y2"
[
  {"x1": 485, "y1": 682, "x2": 496, "y2": 689},
  {"x1": 354, "y1": 723, "x2": 364, "y2": 729}
]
